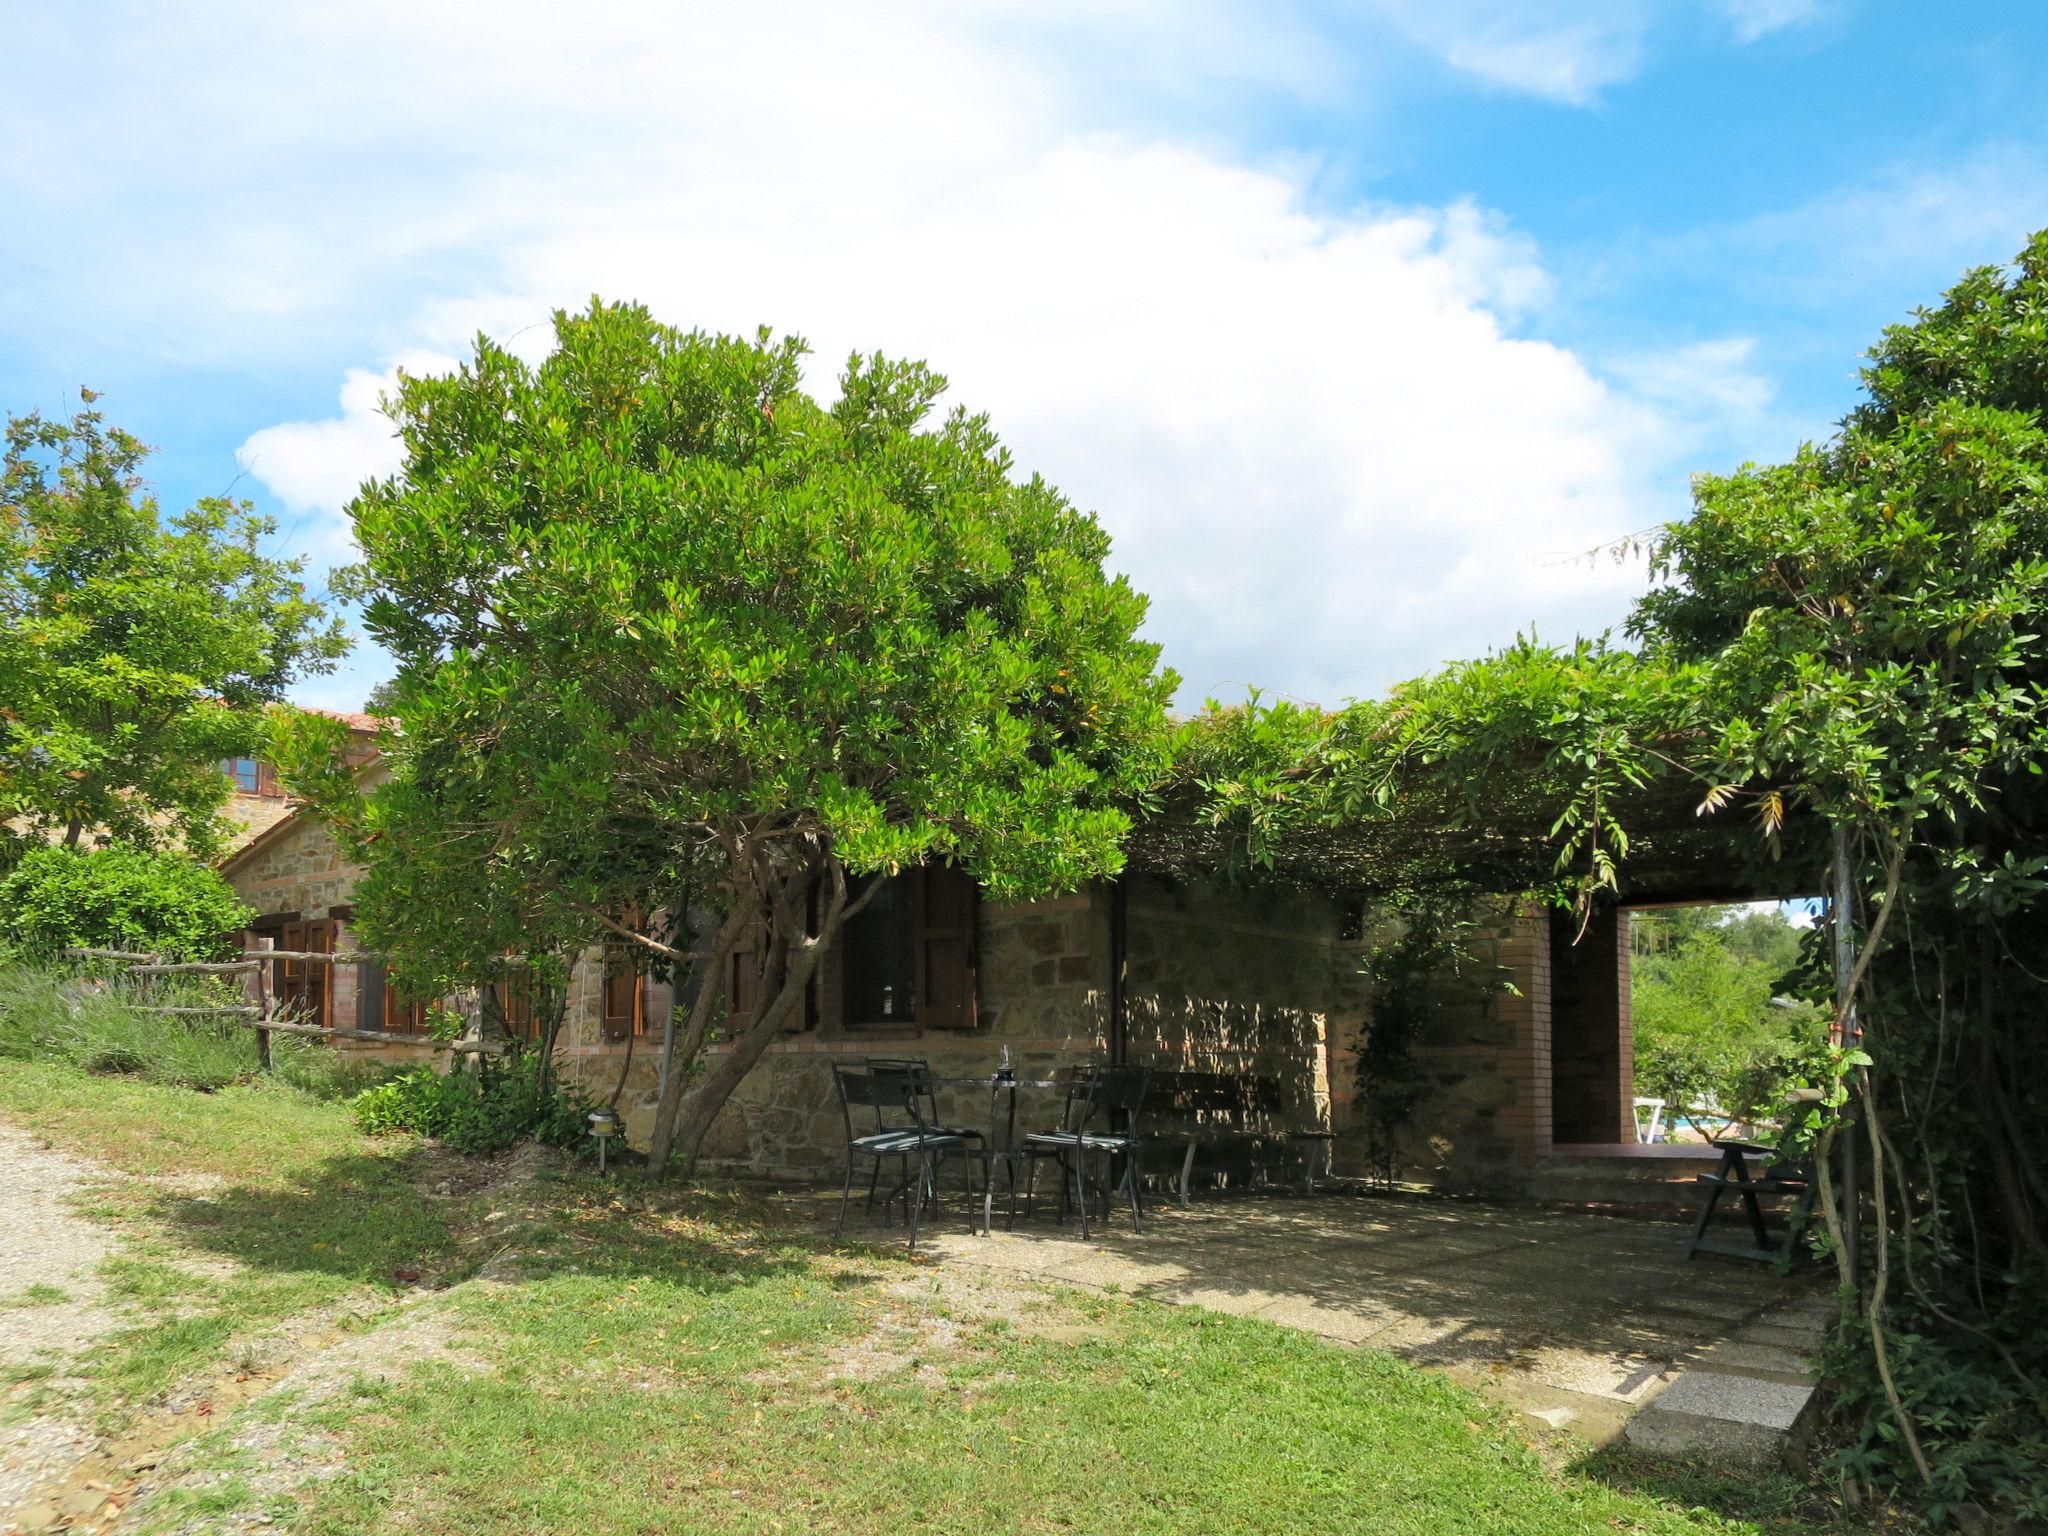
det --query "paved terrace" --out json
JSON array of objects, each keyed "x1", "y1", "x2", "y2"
[{"x1": 796, "y1": 1188, "x2": 1827, "y2": 1452}]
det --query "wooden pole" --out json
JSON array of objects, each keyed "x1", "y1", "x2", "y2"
[{"x1": 252, "y1": 939, "x2": 274, "y2": 1072}]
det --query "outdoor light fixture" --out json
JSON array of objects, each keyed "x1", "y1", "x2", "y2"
[{"x1": 586, "y1": 1107, "x2": 623, "y2": 1173}]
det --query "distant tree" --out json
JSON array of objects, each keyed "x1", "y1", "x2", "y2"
[
  {"x1": 277, "y1": 303, "x2": 1176, "y2": 1176},
  {"x1": 1630, "y1": 904, "x2": 1825, "y2": 1120},
  {"x1": 0, "y1": 394, "x2": 348, "y2": 858}
]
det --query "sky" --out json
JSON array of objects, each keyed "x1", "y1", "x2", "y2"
[{"x1": 4, "y1": 2, "x2": 2046, "y2": 714}]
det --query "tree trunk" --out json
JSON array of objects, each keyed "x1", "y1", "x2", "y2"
[
  {"x1": 644, "y1": 907, "x2": 749, "y2": 1176},
  {"x1": 665, "y1": 929, "x2": 835, "y2": 1176},
  {"x1": 661, "y1": 855, "x2": 852, "y2": 1178}
]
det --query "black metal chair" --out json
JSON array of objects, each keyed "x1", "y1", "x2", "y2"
[
  {"x1": 860, "y1": 1057, "x2": 982, "y2": 1212},
  {"x1": 1022, "y1": 1064, "x2": 1151, "y2": 1239},
  {"x1": 832, "y1": 1063, "x2": 969, "y2": 1251}
]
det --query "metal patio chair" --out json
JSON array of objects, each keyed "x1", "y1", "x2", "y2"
[
  {"x1": 1022, "y1": 1064, "x2": 1152, "y2": 1239},
  {"x1": 831, "y1": 1063, "x2": 970, "y2": 1252},
  {"x1": 861, "y1": 1057, "x2": 982, "y2": 1213}
]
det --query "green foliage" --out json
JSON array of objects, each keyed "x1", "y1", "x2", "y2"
[
  {"x1": 279, "y1": 301, "x2": 1174, "y2": 1171},
  {"x1": 0, "y1": 843, "x2": 251, "y2": 961},
  {"x1": 1169, "y1": 231, "x2": 2048, "y2": 1521},
  {"x1": 350, "y1": 1054, "x2": 591, "y2": 1155},
  {"x1": 1630, "y1": 906, "x2": 1828, "y2": 1123},
  {"x1": 0, "y1": 959, "x2": 253, "y2": 1090},
  {"x1": 291, "y1": 304, "x2": 1173, "y2": 962},
  {"x1": 0, "y1": 393, "x2": 347, "y2": 856}
]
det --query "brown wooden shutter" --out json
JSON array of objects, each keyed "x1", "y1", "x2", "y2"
[
  {"x1": 920, "y1": 864, "x2": 978, "y2": 1030},
  {"x1": 303, "y1": 919, "x2": 333, "y2": 1030},
  {"x1": 278, "y1": 919, "x2": 307, "y2": 1020},
  {"x1": 383, "y1": 969, "x2": 428, "y2": 1034},
  {"x1": 726, "y1": 922, "x2": 763, "y2": 1034},
  {"x1": 602, "y1": 947, "x2": 641, "y2": 1042}
]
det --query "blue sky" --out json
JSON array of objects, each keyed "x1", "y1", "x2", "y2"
[{"x1": 4, "y1": 2, "x2": 2045, "y2": 712}]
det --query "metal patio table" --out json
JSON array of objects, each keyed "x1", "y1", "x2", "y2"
[{"x1": 931, "y1": 1073, "x2": 1065, "y2": 1236}]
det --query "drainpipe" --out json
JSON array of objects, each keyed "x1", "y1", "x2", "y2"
[{"x1": 1107, "y1": 876, "x2": 1128, "y2": 1066}]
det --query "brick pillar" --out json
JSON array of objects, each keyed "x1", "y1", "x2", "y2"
[
  {"x1": 1549, "y1": 907, "x2": 1633, "y2": 1144},
  {"x1": 1494, "y1": 906, "x2": 1554, "y2": 1165}
]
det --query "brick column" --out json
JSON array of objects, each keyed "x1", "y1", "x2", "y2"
[{"x1": 1494, "y1": 906, "x2": 1554, "y2": 1165}]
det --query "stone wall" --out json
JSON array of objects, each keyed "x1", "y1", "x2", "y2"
[
  {"x1": 220, "y1": 814, "x2": 1619, "y2": 1198},
  {"x1": 651, "y1": 889, "x2": 1112, "y2": 1180},
  {"x1": 654, "y1": 874, "x2": 1376, "y2": 1187},
  {"x1": 1347, "y1": 903, "x2": 1557, "y2": 1199},
  {"x1": 1123, "y1": 873, "x2": 1365, "y2": 1187}
]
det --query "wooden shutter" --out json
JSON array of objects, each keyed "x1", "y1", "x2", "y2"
[
  {"x1": 383, "y1": 969, "x2": 428, "y2": 1034},
  {"x1": 726, "y1": 923, "x2": 763, "y2": 1034},
  {"x1": 302, "y1": 919, "x2": 333, "y2": 1030},
  {"x1": 602, "y1": 947, "x2": 642, "y2": 1042},
  {"x1": 920, "y1": 864, "x2": 978, "y2": 1030}
]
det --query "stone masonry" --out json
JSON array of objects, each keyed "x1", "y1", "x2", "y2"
[{"x1": 221, "y1": 808, "x2": 1640, "y2": 1196}]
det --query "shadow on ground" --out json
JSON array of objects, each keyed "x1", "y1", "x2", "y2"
[{"x1": 780, "y1": 1179, "x2": 1822, "y2": 1444}]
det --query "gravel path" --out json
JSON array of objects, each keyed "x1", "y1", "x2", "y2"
[{"x1": 0, "y1": 1125, "x2": 125, "y2": 1524}]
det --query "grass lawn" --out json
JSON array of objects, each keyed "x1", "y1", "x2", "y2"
[
  {"x1": 0, "y1": 1059, "x2": 454, "y2": 1415},
  {"x1": 0, "y1": 1059, "x2": 1864, "y2": 1535}
]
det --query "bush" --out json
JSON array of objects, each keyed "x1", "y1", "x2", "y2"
[
  {"x1": 0, "y1": 961, "x2": 258, "y2": 1090},
  {"x1": 0, "y1": 844, "x2": 251, "y2": 962},
  {"x1": 350, "y1": 1053, "x2": 590, "y2": 1155}
]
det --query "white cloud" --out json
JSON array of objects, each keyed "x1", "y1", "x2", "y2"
[
  {"x1": 235, "y1": 351, "x2": 459, "y2": 571},
  {"x1": 1364, "y1": 0, "x2": 1654, "y2": 104},
  {"x1": 1358, "y1": 0, "x2": 1832, "y2": 103},
  {"x1": 1714, "y1": 0, "x2": 1822, "y2": 43},
  {"x1": 9, "y1": 2, "x2": 1769, "y2": 708}
]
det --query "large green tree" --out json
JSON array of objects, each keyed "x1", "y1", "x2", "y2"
[
  {"x1": 282, "y1": 303, "x2": 1175, "y2": 1176},
  {"x1": 1, "y1": 395, "x2": 348, "y2": 856}
]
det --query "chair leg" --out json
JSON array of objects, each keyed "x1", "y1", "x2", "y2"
[
  {"x1": 1125, "y1": 1153, "x2": 1143, "y2": 1231},
  {"x1": 1076, "y1": 1151, "x2": 1092, "y2": 1240},
  {"x1": 835, "y1": 1154, "x2": 858, "y2": 1243},
  {"x1": 908, "y1": 1153, "x2": 929, "y2": 1252},
  {"x1": 1180, "y1": 1142, "x2": 1197, "y2": 1207}
]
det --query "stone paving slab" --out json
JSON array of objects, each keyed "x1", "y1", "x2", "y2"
[{"x1": 827, "y1": 1189, "x2": 1829, "y2": 1450}]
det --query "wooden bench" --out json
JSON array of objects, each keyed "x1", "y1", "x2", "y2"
[{"x1": 1135, "y1": 1069, "x2": 1335, "y2": 1204}]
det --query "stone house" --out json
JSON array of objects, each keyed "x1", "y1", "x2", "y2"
[{"x1": 219, "y1": 744, "x2": 1675, "y2": 1198}]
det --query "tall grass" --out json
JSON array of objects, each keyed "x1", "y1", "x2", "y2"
[{"x1": 0, "y1": 960, "x2": 387, "y2": 1097}]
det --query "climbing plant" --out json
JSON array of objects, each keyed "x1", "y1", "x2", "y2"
[{"x1": 1172, "y1": 231, "x2": 2048, "y2": 1523}]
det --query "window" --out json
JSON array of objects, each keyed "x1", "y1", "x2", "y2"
[
  {"x1": 493, "y1": 971, "x2": 540, "y2": 1041},
  {"x1": 226, "y1": 757, "x2": 261, "y2": 794},
  {"x1": 602, "y1": 947, "x2": 646, "y2": 1042},
  {"x1": 835, "y1": 866, "x2": 979, "y2": 1032},
  {"x1": 352, "y1": 954, "x2": 430, "y2": 1035},
  {"x1": 844, "y1": 875, "x2": 920, "y2": 1026},
  {"x1": 271, "y1": 917, "x2": 332, "y2": 1030}
]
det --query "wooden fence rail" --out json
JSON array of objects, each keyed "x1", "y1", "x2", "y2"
[{"x1": 57, "y1": 948, "x2": 502, "y2": 1061}]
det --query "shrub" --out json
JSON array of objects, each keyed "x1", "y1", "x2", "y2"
[
  {"x1": 350, "y1": 1053, "x2": 590, "y2": 1155},
  {"x1": 0, "y1": 844, "x2": 251, "y2": 962},
  {"x1": 0, "y1": 960, "x2": 257, "y2": 1090}
]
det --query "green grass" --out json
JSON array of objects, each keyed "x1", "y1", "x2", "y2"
[
  {"x1": 1, "y1": 1282, "x2": 71, "y2": 1307},
  {"x1": 0, "y1": 1058, "x2": 456, "y2": 1416},
  {"x1": 0, "y1": 959, "x2": 394, "y2": 1097},
  {"x1": 2, "y1": 1058, "x2": 1873, "y2": 1536}
]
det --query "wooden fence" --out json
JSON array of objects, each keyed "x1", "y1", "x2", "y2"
[{"x1": 60, "y1": 947, "x2": 504, "y2": 1067}]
